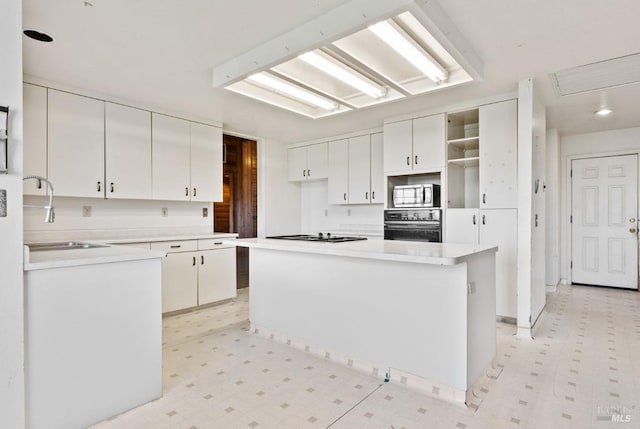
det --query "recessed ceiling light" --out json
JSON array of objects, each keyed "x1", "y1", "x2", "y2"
[
  {"x1": 23, "y1": 30, "x2": 53, "y2": 42},
  {"x1": 595, "y1": 108, "x2": 613, "y2": 116}
]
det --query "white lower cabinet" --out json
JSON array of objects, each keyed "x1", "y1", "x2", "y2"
[
  {"x1": 446, "y1": 208, "x2": 517, "y2": 318},
  {"x1": 151, "y1": 239, "x2": 236, "y2": 313}
]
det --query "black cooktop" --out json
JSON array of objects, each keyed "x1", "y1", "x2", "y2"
[{"x1": 267, "y1": 233, "x2": 367, "y2": 243}]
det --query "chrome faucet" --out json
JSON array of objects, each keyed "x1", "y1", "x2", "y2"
[{"x1": 23, "y1": 175, "x2": 55, "y2": 223}]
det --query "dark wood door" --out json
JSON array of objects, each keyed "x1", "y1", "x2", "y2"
[{"x1": 214, "y1": 135, "x2": 257, "y2": 289}]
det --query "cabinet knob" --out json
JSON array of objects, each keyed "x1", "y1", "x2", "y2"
[
  {"x1": 308, "y1": 169, "x2": 311, "y2": 177},
  {"x1": 343, "y1": 192, "x2": 347, "y2": 201},
  {"x1": 193, "y1": 187, "x2": 197, "y2": 197},
  {"x1": 110, "y1": 182, "x2": 114, "y2": 193},
  {"x1": 415, "y1": 155, "x2": 418, "y2": 165},
  {"x1": 303, "y1": 169, "x2": 306, "y2": 177},
  {"x1": 192, "y1": 256, "x2": 196, "y2": 266},
  {"x1": 482, "y1": 215, "x2": 486, "y2": 225},
  {"x1": 406, "y1": 156, "x2": 410, "y2": 166},
  {"x1": 185, "y1": 187, "x2": 189, "y2": 197},
  {"x1": 365, "y1": 192, "x2": 369, "y2": 200},
  {"x1": 372, "y1": 191, "x2": 375, "y2": 200},
  {"x1": 97, "y1": 181, "x2": 101, "y2": 192},
  {"x1": 201, "y1": 255, "x2": 204, "y2": 265},
  {"x1": 482, "y1": 193, "x2": 486, "y2": 204},
  {"x1": 473, "y1": 215, "x2": 476, "y2": 225},
  {"x1": 37, "y1": 179, "x2": 42, "y2": 189}
]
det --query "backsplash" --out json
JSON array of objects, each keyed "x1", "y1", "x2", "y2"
[
  {"x1": 300, "y1": 181, "x2": 383, "y2": 236},
  {"x1": 24, "y1": 196, "x2": 213, "y2": 242}
]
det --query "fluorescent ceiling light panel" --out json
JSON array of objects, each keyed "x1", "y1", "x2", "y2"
[
  {"x1": 368, "y1": 20, "x2": 448, "y2": 83},
  {"x1": 247, "y1": 73, "x2": 338, "y2": 111},
  {"x1": 595, "y1": 108, "x2": 612, "y2": 116},
  {"x1": 298, "y1": 51, "x2": 386, "y2": 99}
]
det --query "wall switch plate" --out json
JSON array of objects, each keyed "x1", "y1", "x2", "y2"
[
  {"x1": 202, "y1": 207, "x2": 208, "y2": 217},
  {"x1": 82, "y1": 206, "x2": 92, "y2": 217},
  {"x1": 161, "y1": 207, "x2": 168, "y2": 217},
  {"x1": 467, "y1": 282, "x2": 476, "y2": 295},
  {"x1": 0, "y1": 189, "x2": 6, "y2": 217}
]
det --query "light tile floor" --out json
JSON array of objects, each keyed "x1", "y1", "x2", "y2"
[{"x1": 92, "y1": 284, "x2": 640, "y2": 429}]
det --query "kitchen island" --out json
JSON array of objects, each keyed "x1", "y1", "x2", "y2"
[{"x1": 230, "y1": 238, "x2": 498, "y2": 404}]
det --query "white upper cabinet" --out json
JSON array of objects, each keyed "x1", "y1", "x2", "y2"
[
  {"x1": 23, "y1": 84, "x2": 47, "y2": 196},
  {"x1": 384, "y1": 114, "x2": 445, "y2": 174},
  {"x1": 479, "y1": 99, "x2": 518, "y2": 209},
  {"x1": 348, "y1": 135, "x2": 371, "y2": 205},
  {"x1": 328, "y1": 139, "x2": 349, "y2": 205},
  {"x1": 105, "y1": 103, "x2": 152, "y2": 200},
  {"x1": 413, "y1": 114, "x2": 445, "y2": 171},
  {"x1": 370, "y1": 133, "x2": 384, "y2": 204},
  {"x1": 288, "y1": 143, "x2": 328, "y2": 181},
  {"x1": 48, "y1": 89, "x2": 105, "y2": 198},
  {"x1": 383, "y1": 120, "x2": 412, "y2": 173},
  {"x1": 152, "y1": 113, "x2": 191, "y2": 201},
  {"x1": 190, "y1": 122, "x2": 223, "y2": 202}
]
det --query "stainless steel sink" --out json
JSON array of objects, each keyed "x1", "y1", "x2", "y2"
[{"x1": 27, "y1": 241, "x2": 109, "y2": 251}]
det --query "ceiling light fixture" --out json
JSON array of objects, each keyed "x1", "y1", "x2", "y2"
[
  {"x1": 299, "y1": 51, "x2": 386, "y2": 99},
  {"x1": 368, "y1": 20, "x2": 447, "y2": 83},
  {"x1": 247, "y1": 73, "x2": 338, "y2": 111},
  {"x1": 595, "y1": 108, "x2": 613, "y2": 116}
]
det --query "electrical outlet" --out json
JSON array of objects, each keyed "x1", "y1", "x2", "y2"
[
  {"x1": 0, "y1": 189, "x2": 6, "y2": 217},
  {"x1": 202, "y1": 207, "x2": 208, "y2": 217},
  {"x1": 82, "y1": 206, "x2": 92, "y2": 217},
  {"x1": 347, "y1": 209, "x2": 352, "y2": 216},
  {"x1": 161, "y1": 207, "x2": 168, "y2": 217}
]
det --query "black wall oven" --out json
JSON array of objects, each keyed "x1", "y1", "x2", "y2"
[{"x1": 384, "y1": 209, "x2": 442, "y2": 242}]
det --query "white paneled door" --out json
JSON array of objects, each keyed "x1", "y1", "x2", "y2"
[{"x1": 571, "y1": 155, "x2": 638, "y2": 289}]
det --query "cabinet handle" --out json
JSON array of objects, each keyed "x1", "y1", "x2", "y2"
[
  {"x1": 185, "y1": 187, "x2": 189, "y2": 197},
  {"x1": 415, "y1": 155, "x2": 418, "y2": 165},
  {"x1": 365, "y1": 192, "x2": 369, "y2": 200},
  {"x1": 193, "y1": 187, "x2": 197, "y2": 197},
  {"x1": 170, "y1": 245, "x2": 181, "y2": 249},
  {"x1": 110, "y1": 182, "x2": 114, "y2": 193},
  {"x1": 343, "y1": 192, "x2": 347, "y2": 201},
  {"x1": 372, "y1": 191, "x2": 375, "y2": 200},
  {"x1": 303, "y1": 169, "x2": 306, "y2": 177},
  {"x1": 201, "y1": 255, "x2": 204, "y2": 265},
  {"x1": 97, "y1": 181, "x2": 101, "y2": 192},
  {"x1": 406, "y1": 156, "x2": 410, "y2": 166},
  {"x1": 482, "y1": 215, "x2": 486, "y2": 225},
  {"x1": 214, "y1": 242, "x2": 223, "y2": 245},
  {"x1": 307, "y1": 169, "x2": 311, "y2": 177},
  {"x1": 192, "y1": 256, "x2": 196, "y2": 266},
  {"x1": 482, "y1": 193, "x2": 486, "y2": 204},
  {"x1": 37, "y1": 179, "x2": 42, "y2": 189},
  {"x1": 473, "y1": 215, "x2": 476, "y2": 225}
]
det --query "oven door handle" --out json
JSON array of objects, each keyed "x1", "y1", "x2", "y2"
[{"x1": 384, "y1": 222, "x2": 440, "y2": 228}]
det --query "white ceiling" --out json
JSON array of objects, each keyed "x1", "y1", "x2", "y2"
[{"x1": 22, "y1": 0, "x2": 640, "y2": 143}]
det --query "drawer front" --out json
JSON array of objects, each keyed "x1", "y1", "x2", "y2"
[
  {"x1": 198, "y1": 238, "x2": 236, "y2": 251},
  {"x1": 119, "y1": 242, "x2": 151, "y2": 250},
  {"x1": 151, "y1": 240, "x2": 198, "y2": 253}
]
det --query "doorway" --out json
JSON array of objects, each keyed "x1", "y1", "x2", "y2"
[
  {"x1": 571, "y1": 154, "x2": 638, "y2": 289},
  {"x1": 214, "y1": 135, "x2": 257, "y2": 289}
]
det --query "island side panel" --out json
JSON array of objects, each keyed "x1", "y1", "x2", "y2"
[
  {"x1": 24, "y1": 258, "x2": 162, "y2": 429},
  {"x1": 249, "y1": 247, "x2": 469, "y2": 391},
  {"x1": 466, "y1": 251, "x2": 497, "y2": 387}
]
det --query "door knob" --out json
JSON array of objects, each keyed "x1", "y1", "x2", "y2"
[
  {"x1": 630, "y1": 218, "x2": 636, "y2": 223},
  {"x1": 630, "y1": 228, "x2": 637, "y2": 233}
]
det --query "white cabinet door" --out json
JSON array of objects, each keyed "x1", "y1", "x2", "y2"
[
  {"x1": 479, "y1": 100, "x2": 518, "y2": 209},
  {"x1": 445, "y1": 208, "x2": 479, "y2": 244},
  {"x1": 190, "y1": 122, "x2": 222, "y2": 202},
  {"x1": 348, "y1": 135, "x2": 371, "y2": 205},
  {"x1": 412, "y1": 113, "x2": 445, "y2": 171},
  {"x1": 198, "y1": 248, "x2": 237, "y2": 305},
  {"x1": 105, "y1": 103, "x2": 152, "y2": 200},
  {"x1": 328, "y1": 139, "x2": 349, "y2": 205},
  {"x1": 480, "y1": 209, "x2": 517, "y2": 318},
  {"x1": 370, "y1": 133, "x2": 384, "y2": 205},
  {"x1": 23, "y1": 84, "x2": 48, "y2": 196},
  {"x1": 161, "y1": 252, "x2": 198, "y2": 313},
  {"x1": 383, "y1": 120, "x2": 412, "y2": 173},
  {"x1": 288, "y1": 147, "x2": 307, "y2": 181},
  {"x1": 152, "y1": 113, "x2": 191, "y2": 201},
  {"x1": 48, "y1": 89, "x2": 105, "y2": 198},
  {"x1": 306, "y1": 142, "x2": 328, "y2": 180}
]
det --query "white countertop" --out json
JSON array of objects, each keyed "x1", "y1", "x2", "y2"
[
  {"x1": 228, "y1": 238, "x2": 497, "y2": 266},
  {"x1": 24, "y1": 243, "x2": 166, "y2": 271},
  {"x1": 104, "y1": 232, "x2": 238, "y2": 244}
]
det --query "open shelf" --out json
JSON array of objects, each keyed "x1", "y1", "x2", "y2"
[
  {"x1": 447, "y1": 136, "x2": 479, "y2": 150},
  {"x1": 448, "y1": 157, "x2": 479, "y2": 168}
]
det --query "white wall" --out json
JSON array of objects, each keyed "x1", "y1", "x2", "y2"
[
  {"x1": 23, "y1": 196, "x2": 212, "y2": 242},
  {"x1": 258, "y1": 139, "x2": 301, "y2": 237},
  {"x1": 0, "y1": 1, "x2": 25, "y2": 427},
  {"x1": 559, "y1": 127, "x2": 640, "y2": 282},
  {"x1": 530, "y1": 94, "x2": 546, "y2": 325},
  {"x1": 300, "y1": 180, "x2": 383, "y2": 235},
  {"x1": 545, "y1": 129, "x2": 560, "y2": 288}
]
